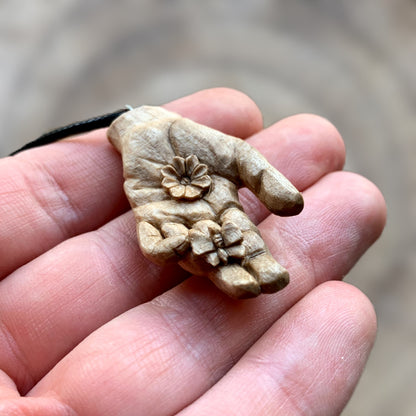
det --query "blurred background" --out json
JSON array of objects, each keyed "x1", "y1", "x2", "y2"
[{"x1": 1, "y1": 0, "x2": 415, "y2": 414}]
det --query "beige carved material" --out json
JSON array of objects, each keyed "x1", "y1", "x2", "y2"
[{"x1": 108, "y1": 106, "x2": 303, "y2": 299}]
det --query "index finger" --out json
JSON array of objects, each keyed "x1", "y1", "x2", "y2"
[{"x1": 0, "y1": 88, "x2": 263, "y2": 279}]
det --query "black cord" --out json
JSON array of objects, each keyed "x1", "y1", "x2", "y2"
[{"x1": 9, "y1": 108, "x2": 130, "y2": 156}]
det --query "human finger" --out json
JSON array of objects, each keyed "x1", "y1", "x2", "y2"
[
  {"x1": 178, "y1": 281, "x2": 376, "y2": 416},
  {"x1": 0, "y1": 210, "x2": 189, "y2": 394}
]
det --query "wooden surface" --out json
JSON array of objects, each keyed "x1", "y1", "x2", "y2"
[{"x1": 1, "y1": 0, "x2": 415, "y2": 414}]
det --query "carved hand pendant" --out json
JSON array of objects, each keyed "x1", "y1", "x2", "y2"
[{"x1": 107, "y1": 106, "x2": 303, "y2": 299}]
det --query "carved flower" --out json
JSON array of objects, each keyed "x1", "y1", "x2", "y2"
[
  {"x1": 161, "y1": 155, "x2": 212, "y2": 201},
  {"x1": 190, "y1": 221, "x2": 246, "y2": 267}
]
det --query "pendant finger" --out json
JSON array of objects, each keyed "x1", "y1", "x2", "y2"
[{"x1": 241, "y1": 113, "x2": 345, "y2": 224}]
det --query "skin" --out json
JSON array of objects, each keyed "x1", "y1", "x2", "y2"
[{"x1": 0, "y1": 88, "x2": 386, "y2": 415}]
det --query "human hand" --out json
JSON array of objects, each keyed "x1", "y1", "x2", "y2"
[{"x1": 0, "y1": 88, "x2": 386, "y2": 415}]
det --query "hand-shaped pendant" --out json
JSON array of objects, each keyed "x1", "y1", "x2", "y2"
[{"x1": 108, "y1": 106, "x2": 303, "y2": 299}]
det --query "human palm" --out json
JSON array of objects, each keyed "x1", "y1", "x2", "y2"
[{"x1": 0, "y1": 89, "x2": 385, "y2": 415}]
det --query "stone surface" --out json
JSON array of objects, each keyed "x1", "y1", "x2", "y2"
[{"x1": 108, "y1": 106, "x2": 303, "y2": 298}]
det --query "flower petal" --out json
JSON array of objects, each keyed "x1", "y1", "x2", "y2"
[
  {"x1": 217, "y1": 248, "x2": 229, "y2": 264},
  {"x1": 185, "y1": 155, "x2": 199, "y2": 176},
  {"x1": 226, "y1": 245, "x2": 246, "y2": 259},
  {"x1": 162, "y1": 177, "x2": 180, "y2": 189},
  {"x1": 191, "y1": 163, "x2": 208, "y2": 179},
  {"x1": 190, "y1": 230, "x2": 215, "y2": 255},
  {"x1": 161, "y1": 165, "x2": 179, "y2": 180},
  {"x1": 170, "y1": 185, "x2": 186, "y2": 199},
  {"x1": 172, "y1": 156, "x2": 186, "y2": 176},
  {"x1": 206, "y1": 252, "x2": 220, "y2": 267},
  {"x1": 192, "y1": 175, "x2": 212, "y2": 190},
  {"x1": 205, "y1": 222, "x2": 222, "y2": 237},
  {"x1": 222, "y1": 221, "x2": 243, "y2": 246},
  {"x1": 184, "y1": 185, "x2": 203, "y2": 200}
]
